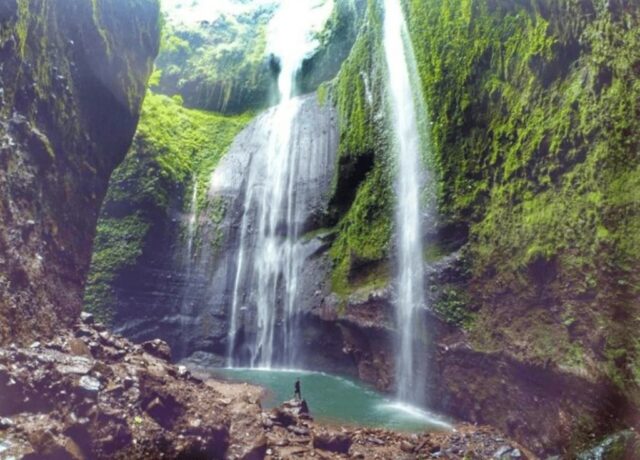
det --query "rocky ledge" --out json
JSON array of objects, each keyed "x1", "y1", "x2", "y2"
[{"x1": 0, "y1": 313, "x2": 530, "y2": 459}]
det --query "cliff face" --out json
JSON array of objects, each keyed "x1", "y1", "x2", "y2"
[
  {"x1": 0, "y1": 0, "x2": 160, "y2": 344},
  {"x1": 317, "y1": 0, "x2": 640, "y2": 454},
  {"x1": 81, "y1": 0, "x2": 638, "y2": 455}
]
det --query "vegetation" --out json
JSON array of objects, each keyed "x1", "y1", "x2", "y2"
[
  {"x1": 402, "y1": 0, "x2": 640, "y2": 400},
  {"x1": 153, "y1": 4, "x2": 275, "y2": 113}
]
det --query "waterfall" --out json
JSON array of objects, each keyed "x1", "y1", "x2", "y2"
[
  {"x1": 227, "y1": 0, "x2": 333, "y2": 368},
  {"x1": 383, "y1": 0, "x2": 431, "y2": 405},
  {"x1": 179, "y1": 178, "x2": 198, "y2": 357},
  {"x1": 186, "y1": 178, "x2": 198, "y2": 260}
]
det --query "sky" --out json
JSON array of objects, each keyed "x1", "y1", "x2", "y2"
[{"x1": 161, "y1": 0, "x2": 278, "y2": 25}]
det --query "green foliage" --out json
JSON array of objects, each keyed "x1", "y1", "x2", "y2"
[
  {"x1": 154, "y1": 6, "x2": 274, "y2": 113},
  {"x1": 104, "y1": 91, "x2": 251, "y2": 211},
  {"x1": 324, "y1": 0, "x2": 396, "y2": 298},
  {"x1": 85, "y1": 92, "x2": 251, "y2": 321},
  {"x1": 330, "y1": 164, "x2": 393, "y2": 296},
  {"x1": 433, "y1": 285, "x2": 474, "y2": 327},
  {"x1": 84, "y1": 214, "x2": 149, "y2": 323},
  {"x1": 404, "y1": 0, "x2": 640, "y2": 394}
]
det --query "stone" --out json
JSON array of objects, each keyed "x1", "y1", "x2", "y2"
[
  {"x1": 493, "y1": 446, "x2": 513, "y2": 459},
  {"x1": 57, "y1": 357, "x2": 93, "y2": 375},
  {"x1": 68, "y1": 338, "x2": 92, "y2": 357},
  {"x1": 269, "y1": 408, "x2": 297, "y2": 427},
  {"x1": 0, "y1": 417, "x2": 13, "y2": 429},
  {"x1": 235, "y1": 433, "x2": 267, "y2": 460},
  {"x1": 313, "y1": 432, "x2": 352, "y2": 454},
  {"x1": 401, "y1": 440, "x2": 415, "y2": 453},
  {"x1": 288, "y1": 425, "x2": 310, "y2": 436},
  {"x1": 78, "y1": 375, "x2": 101, "y2": 393},
  {"x1": 141, "y1": 339, "x2": 172, "y2": 362},
  {"x1": 80, "y1": 312, "x2": 94, "y2": 325}
]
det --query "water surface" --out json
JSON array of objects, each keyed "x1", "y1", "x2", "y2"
[{"x1": 211, "y1": 368, "x2": 452, "y2": 433}]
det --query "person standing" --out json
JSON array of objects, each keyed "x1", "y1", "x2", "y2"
[{"x1": 294, "y1": 378, "x2": 301, "y2": 400}]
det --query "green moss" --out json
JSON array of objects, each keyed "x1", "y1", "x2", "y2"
[
  {"x1": 433, "y1": 285, "x2": 474, "y2": 327},
  {"x1": 329, "y1": 164, "x2": 393, "y2": 297},
  {"x1": 401, "y1": 0, "x2": 640, "y2": 395},
  {"x1": 84, "y1": 214, "x2": 150, "y2": 323}
]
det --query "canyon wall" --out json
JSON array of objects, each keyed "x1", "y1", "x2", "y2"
[
  {"x1": 85, "y1": 0, "x2": 640, "y2": 456},
  {"x1": 0, "y1": 0, "x2": 160, "y2": 344}
]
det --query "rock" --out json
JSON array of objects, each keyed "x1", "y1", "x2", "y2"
[
  {"x1": 269, "y1": 408, "x2": 297, "y2": 427},
  {"x1": 80, "y1": 312, "x2": 94, "y2": 325},
  {"x1": 0, "y1": 417, "x2": 13, "y2": 429},
  {"x1": 144, "y1": 394, "x2": 182, "y2": 429},
  {"x1": 141, "y1": 339, "x2": 172, "y2": 362},
  {"x1": 494, "y1": 445, "x2": 513, "y2": 459},
  {"x1": 235, "y1": 433, "x2": 267, "y2": 460},
  {"x1": 57, "y1": 357, "x2": 93, "y2": 375},
  {"x1": 68, "y1": 338, "x2": 92, "y2": 357},
  {"x1": 511, "y1": 448, "x2": 522, "y2": 458},
  {"x1": 401, "y1": 440, "x2": 415, "y2": 453},
  {"x1": 288, "y1": 425, "x2": 310, "y2": 436},
  {"x1": 78, "y1": 375, "x2": 101, "y2": 393},
  {"x1": 313, "y1": 432, "x2": 352, "y2": 454}
]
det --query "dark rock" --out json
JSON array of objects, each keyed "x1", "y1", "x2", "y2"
[
  {"x1": 141, "y1": 339, "x2": 172, "y2": 362},
  {"x1": 269, "y1": 408, "x2": 297, "y2": 427},
  {"x1": 313, "y1": 432, "x2": 352, "y2": 454},
  {"x1": 0, "y1": 417, "x2": 13, "y2": 429},
  {"x1": 0, "y1": 0, "x2": 160, "y2": 348},
  {"x1": 143, "y1": 393, "x2": 183, "y2": 429},
  {"x1": 80, "y1": 312, "x2": 94, "y2": 325}
]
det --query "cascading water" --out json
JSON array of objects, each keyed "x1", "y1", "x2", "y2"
[
  {"x1": 178, "y1": 178, "x2": 198, "y2": 356},
  {"x1": 186, "y1": 178, "x2": 198, "y2": 261},
  {"x1": 227, "y1": 0, "x2": 333, "y2": 368},
  {"x1": 383, "y1": 0, "x2": 432, "y2": 406}
]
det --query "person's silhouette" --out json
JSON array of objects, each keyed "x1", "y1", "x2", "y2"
[{"x1": 294, "y1": 378, "x2": 301, "y2": 400}]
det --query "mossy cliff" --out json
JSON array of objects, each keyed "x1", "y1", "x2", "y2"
[
  {"x1": 321, "y1": 0, "x2": 639, "y2": 454},
  {"x1": 84, "y1": 92, "x2": 251, "y2": 325},
  {"x1": 0, "y1": 0, "x2": 160, "y2": 344},
  {"x1": 405, "y1": 0, "x2": 640, "y2": 403}
]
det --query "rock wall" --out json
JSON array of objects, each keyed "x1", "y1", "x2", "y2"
[
  {"x1": 104, "y1": 94, "x2": 338, "y2": 363},
  {"x1": 311, "y1": 0, "x2": 640, "y2": 455},
  {"x1": 0, "y1": 0, "x2": 160, "y2": 344}
]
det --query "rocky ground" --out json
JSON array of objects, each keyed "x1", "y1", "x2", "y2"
[{"x1": 0, "y1": 313, "x2": 532, "y2": 459}]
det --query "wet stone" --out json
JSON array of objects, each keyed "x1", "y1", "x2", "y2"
[
  {"x1": 80, "y1": 312, "x2": 94, "y2": 325},
  {"x1": 0, "y1": 417, "x2": 13, "y2": 429},
  {"x1": 78, "y1": 375, "x2": 101, "y2": 393},
  {"x1": 57, "y1": 357, "x2": 93, "y2": 375}
]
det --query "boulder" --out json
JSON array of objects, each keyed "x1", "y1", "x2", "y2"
[
  {"x1": 141, "y1": 339, "x2": 172, "y2": 362},
  {"x1": 313, "y1": 431, "x2": 352, "y2": 454}
]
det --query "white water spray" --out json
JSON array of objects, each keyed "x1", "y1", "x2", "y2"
[
  {"x1": 383, "y1": 0, "x2": 431, "y2": 405},
  {"x1": 227, "y1": 0, "x2": 333, "y2": 368}
]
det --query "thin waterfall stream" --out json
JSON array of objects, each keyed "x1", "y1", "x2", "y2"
[{"x1": 383, "y1": 0, "x2": 431, "y2": 406}]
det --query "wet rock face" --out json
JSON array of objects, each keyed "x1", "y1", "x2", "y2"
[
  {"x1": 0, "y1": 0, "x2": 160, "y2": 345},
  {"x1": 112, "y1": 93, "x2": 339, "y2": 362}
]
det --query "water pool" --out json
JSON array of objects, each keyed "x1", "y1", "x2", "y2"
[{"x1": 209, "y1": 368, "x2": 452, "y2": 433}]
